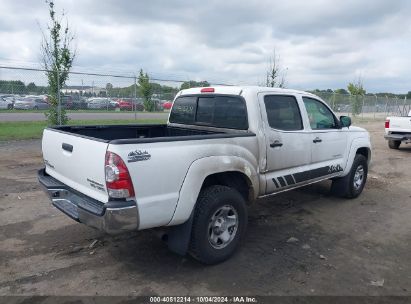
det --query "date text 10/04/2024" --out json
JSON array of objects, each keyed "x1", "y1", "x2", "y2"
[{"x1": 149, "y1": 296, "x2": 257, "y2": 303}]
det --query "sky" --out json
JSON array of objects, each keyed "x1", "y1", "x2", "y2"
[{"x1": 0, "y1": 0, "x2": 410, "y2": 93}]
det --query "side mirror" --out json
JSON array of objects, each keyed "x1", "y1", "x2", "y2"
[{"x1": 340, "y1": 116, "x2": 351, "y2": 128}]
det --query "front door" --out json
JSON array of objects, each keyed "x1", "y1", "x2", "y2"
[{"x1": 302, "y1": 96, "x2": 348, "y2": 178}]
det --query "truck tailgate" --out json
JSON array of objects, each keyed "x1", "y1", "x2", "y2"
[
  {"x1": 42, "y1": 128, "x2": 109, "y2": 203},
  {"x1": 389, "y1": 116, "x2": 411, "y2": 132}
]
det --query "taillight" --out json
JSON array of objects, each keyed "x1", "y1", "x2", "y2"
[
  {"x1": 385, "y1": 120, "x2": 390, "y2": 128},
  {"x1": 105, "y1": 151, "x2": 135, "y2": 198}
]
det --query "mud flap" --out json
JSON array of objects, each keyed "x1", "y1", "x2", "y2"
[{"x1": 166, "y1": 212, "x2": 194, "y2": 256}]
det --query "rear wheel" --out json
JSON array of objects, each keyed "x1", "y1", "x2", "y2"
[
  {"x1": 34, "y1": 106, "x2": 39, "y2": 110},
  {"x1": 189, "y1": 185, "x2": 247, "y2": 264},
  {"x1": 388, "y1": 140, "x2": 401, "y2": 149},
  {"x1": 7, "y1": 104, "x2": 12, "y2": 110},
  {"x1": 331, "y1": 154, "x2": 368, "y2": 199}
]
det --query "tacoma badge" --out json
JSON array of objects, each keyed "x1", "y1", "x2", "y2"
[{"x1": 128, "y1": 150, "x2": 151, "y2": 163}]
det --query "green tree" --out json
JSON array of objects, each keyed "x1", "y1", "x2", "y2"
[
  {"x1": 347, "y1": 78, "x2": 366, "y2": 116},
  {"x1": 335, "y1": 88, "x2": 349, "y2": 95},
  {"x1": 180, "y1": 80, "x2": 210, "y2": 90},
  {"x1": 138, "y1": 69, "x2": 154, "y2": 111},
  {"x1": 27, "y1": 82, "x2": 37, "y2": 93},
  {"x1": 40, "y1": 0, "x2": 75, "y2": 125},
  {"x1": 0, "y1": 80, "x2": 27, "y2": 94}
]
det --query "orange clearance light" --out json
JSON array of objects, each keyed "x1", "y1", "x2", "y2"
[{"x1": 201, "y1": 87, "x2": 215, "y2": 93}]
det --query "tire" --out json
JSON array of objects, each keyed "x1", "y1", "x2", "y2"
[
  {"x1": 388, "y1": 140, "x2": 401, "y2": 149},
  {"x1": 34, "y1": 106, "x2": 39, "y2": 110},
  {"x1": 331, "y1": 154, "x2": 368, "y2": 199},
  {"x1": 189, "y1": 185, "x2": 247, "y2": 265},
  {"x1": 7, "y1": 104, "x2": 12, "y2": 110}
]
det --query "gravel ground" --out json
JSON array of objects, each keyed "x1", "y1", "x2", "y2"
[{"x1": 0, "y1": 120, "x2": 410, "y2": 296}]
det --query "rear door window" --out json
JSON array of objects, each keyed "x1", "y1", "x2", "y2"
[{"x1": 264, "y1": 95, "x2": 303, "y2": 131}]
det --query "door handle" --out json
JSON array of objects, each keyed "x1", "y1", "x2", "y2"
[
  {"x1": 62, "y1": 143, "x2": 73, "y2": 152},
  {"x1": 313, "y1": 137, "x2": 322, "y2": 143},
  {"x1": 270, "y1": 140, "x2": 283, "y2": 148}
]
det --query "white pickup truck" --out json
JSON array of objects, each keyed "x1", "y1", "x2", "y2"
[
  {"x1": 385, "y1": 111, "x2": 411, "y2": 149},
  {"x1": 38, "y1": 86, "x2": 372, "y2": 264}
]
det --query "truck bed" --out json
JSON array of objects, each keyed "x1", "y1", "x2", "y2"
[{"x1": 49, "y1": 124, "x2": 252, "y2": 144}]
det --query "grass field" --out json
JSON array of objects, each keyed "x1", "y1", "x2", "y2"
[{"x1": 0, "y1": 119, "x2": 166, "y2": 141}]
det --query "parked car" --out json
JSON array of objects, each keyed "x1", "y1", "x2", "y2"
[
  {"x1": 116, "y1": 98, "x2": 133, "y2": 111},
  {"x1": 87, "y1": 98, "x2": 118, "y2": 110},
  {"x1": 61, "y1": 95, "x2": 74, "y2": 109},
  {"x1": 71, "y1": 97, "x2": 88, "y2": 109},
  {"x1": 162, "y1": 101, "x2": 173, "y2": 110},
  {"x1": 384, "y1": 111, "x2": 411, "y2": 149},
  {"x1": 0, "y1": 94, "x2": 17, "y2": 104},
  {"x1": 134, "y1": 101, "x2": 144, "y2": 111},
  {"x1": 115, "y1": 98, "x2": 144, "y2": 111},
  {"x1": 41, "y1": 95, "x2": 74, "y2": 109},
  {"x1": 38, "y1": 86, "x2": 371, "y2": 264},
  {"x1": 0, "y1": 96, "x2": 14, "y2": 109},
  {"x1": 110, "y1": 99, "x2": 119, "y2": 109},
  {"x1": 152, "y1": 98, "x2": 163, "y2": 111},
  {"x1": 14, "y1": 97, "x2": 49, "y2": 110}
]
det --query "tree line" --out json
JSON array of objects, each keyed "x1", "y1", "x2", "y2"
[
  {"x1": 0, "y1": 78, "x2": 210, "y2": 100},
  {"x1": 0, "y1": 80, "x2": 48, "y2": 95}
]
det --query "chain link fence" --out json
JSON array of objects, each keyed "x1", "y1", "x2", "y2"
[
  {"x1": 0, "y1": 66, "x2": 409, "y2": 124},
  {"x1": 310, "y1": 91, "x2": 411, "y2": 120},
  {"x1": 0, "y1": 66, "x2": 183, "y2": 114}
]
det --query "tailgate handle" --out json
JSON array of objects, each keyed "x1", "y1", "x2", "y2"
[{"x1": 62, "y1": 143, "x2": 73, "y2": 153}]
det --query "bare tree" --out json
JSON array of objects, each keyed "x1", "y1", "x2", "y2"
[
  {"x1": 40, "y1": 0, "x2": 76, "y2": 125},
  {"x1": 265, "y1": 49, "x2": 287, "y2": 88}
]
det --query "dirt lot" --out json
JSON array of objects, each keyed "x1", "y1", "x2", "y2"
[{"x1": 0, "y1": 120, "x2": 410, "y2": 296}]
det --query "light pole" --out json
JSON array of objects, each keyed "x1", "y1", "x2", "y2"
[
  {"x1": 134, "y1": 75, "x2": 137, "y2": 120},
  {"x1": 55, "y1": 64, "x2": 61, "y2": 126}
]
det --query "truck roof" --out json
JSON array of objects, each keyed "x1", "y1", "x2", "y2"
[{"x1": 179, "y1": 86, "x2": 318, "y2": 98}]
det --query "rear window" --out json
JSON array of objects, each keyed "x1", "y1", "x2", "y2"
[{"x1": 169, "y1": 95, "x2": 248, "y2": 130}]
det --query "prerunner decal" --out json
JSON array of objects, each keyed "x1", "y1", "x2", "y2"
[
  {"x1": 272, "y1": 165, "x2": 343, "y2": 189},
  {"x1": 277, "y1": 176, "x2": 287, "y2": 187},
  {"x1": 87, "y1": 178, "x2": 105, "y2": 191}
]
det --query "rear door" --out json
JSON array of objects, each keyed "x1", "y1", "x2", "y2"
[
  {"x1": 42, "y1": 129, "x2": 109, "y2": 203},
  {"x1": 258, "y1": 93, "x2": 312, "y2": 194}
]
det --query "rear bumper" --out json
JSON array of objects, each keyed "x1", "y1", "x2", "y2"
[
  {"x1": 37, "y1": 168, "x2": 139, "y2": 234},
  {"x1": 384, "y1": 133, "x2": 411, "y2": 141}
]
